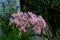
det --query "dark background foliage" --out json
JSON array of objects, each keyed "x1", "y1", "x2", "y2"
[{"x1": 20, "y1": 0, "x2": 60, "y2": 38}]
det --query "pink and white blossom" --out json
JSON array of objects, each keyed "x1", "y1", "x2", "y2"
[{"x1": 9, "y1": 12, "x2": 46, "y2": 34}]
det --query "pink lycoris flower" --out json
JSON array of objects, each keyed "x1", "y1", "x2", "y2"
[
  {"x1": 13, "y1": 18, "x2": 20, "y2": 25},
  {"x1": 10, "y1": 12, "x2": 46, "y2": 33},
  {"x1": 32, "y1": 13, "x2": 37, "y2": 18},
  {"x1": 37, "y1": 16, "x2": 46, "y2": 28},
  {"x1": 21, "y1": 21, "x2": 27, "y2": 27},
  {"x1": 22, "y1": 15, "x2": 27, "y2": 21},
  {"x1": 19, "y1": 20, "x2": 26, "y2": 27},
  {"x1": 23, "y1": 21, "x2": 30, "y2": 27},
  {"x1": 17, "y1": 12, "x2": 23, "y2": 17},
  {"x1": 28, "y1": 12, "x2": 33, "y2": 16},
  {"x1": 19, "y1": 27, "x2": 26, "y2": 32},
  {"x1": 42, "y1": 19, "x2": 46, "y2": 28},
  {"x1": 30, "y1": 18, "x2": 38, "y2": 25},
  {"x1": 28, "y1": 12, "x2": 33, "y2": 18},
  {"x1": 11, "y1": 13, "x2": 18, "y2": 17},
  {"x1": 28, "y1": 12, "x2": 37, "y2": 18},
  {"x1": 37, "y1": 15, "x2": 43, "y2": 19},
  {"x1": 28, "y1": 14, "x2": 37, "y2": 25},
  {"x1": 33, "y1": 26, "x2": 41, "y2": 34}
]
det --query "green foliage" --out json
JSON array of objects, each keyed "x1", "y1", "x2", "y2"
[{"x1": 0, "y1": 28, "x2": 19, "y2": 40}]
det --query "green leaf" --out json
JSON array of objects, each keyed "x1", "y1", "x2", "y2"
[{"x1": 30, "y1": 36, "x2": 43, "y2": 40}]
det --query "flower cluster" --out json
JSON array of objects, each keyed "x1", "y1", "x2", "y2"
[{"x1": 9, "y1": 12, "x2": 46, "y2": 34}]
